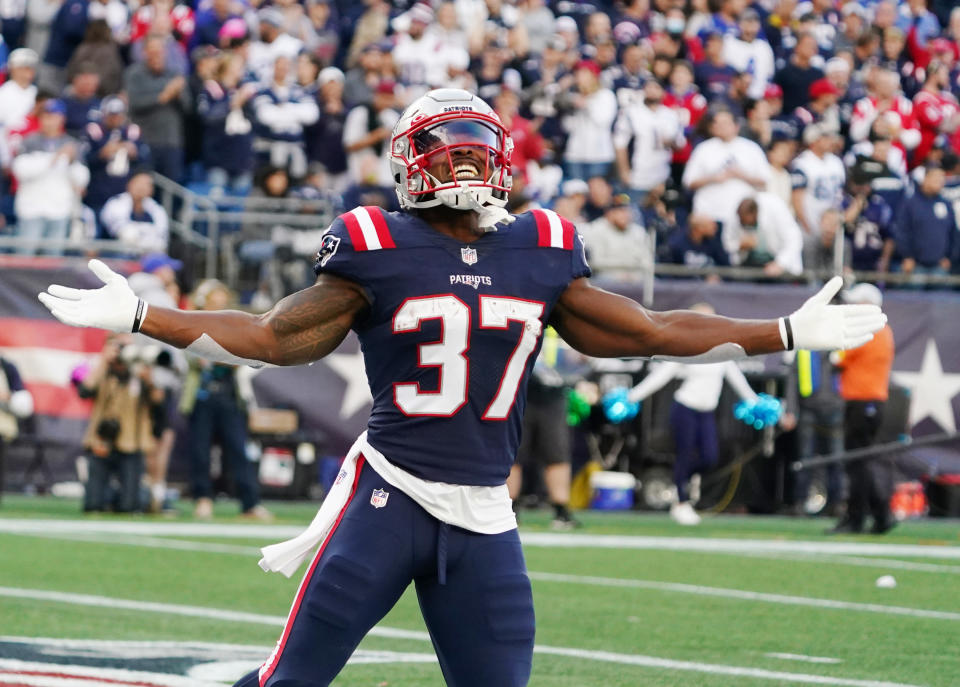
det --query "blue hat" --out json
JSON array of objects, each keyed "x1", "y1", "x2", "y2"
[
  {"x1": 141, "y1": 253, "x2": 183, "y2": 273},
  {"x1": 43, "y1": 99, "x2": 67, "y2": 116}
]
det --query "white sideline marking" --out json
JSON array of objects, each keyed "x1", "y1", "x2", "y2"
[
  {"x1": 12, "y1": 533, "x2": 958, "y2": 621},
  {"x1": 526, "y1": 572, "x2": 960, "y2": 621},
  {"x1": 0, "y1": 588, "x2": 925, "y2": 687},
  {"x1": 3, "y1": 519, "x2": 959, "y2": 559},
  {"x1": 766, "y1": 653, "x2": 844, "y2": 665},
  {"x1": 18, "y1": 529, "x2": 960, "y2": 576}
]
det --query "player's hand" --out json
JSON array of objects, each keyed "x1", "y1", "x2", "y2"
[
  {"x1": 786, "y1": 276, "x2": 886, "y2": 351},
  {"x1": 38, "y1": 259, "x2": 147, "y2": 333}
]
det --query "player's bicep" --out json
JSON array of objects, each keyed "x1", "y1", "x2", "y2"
[{"x1": 260, "y1": 274, "x2": 369, "y2": 365}]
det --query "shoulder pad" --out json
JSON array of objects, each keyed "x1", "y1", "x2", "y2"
[
  {"x1": 338, "y1": 206, "x2": 396, "y2": 251},
  {"x1": 528, "y1": 208, "x2": 576, "y2": 249}
]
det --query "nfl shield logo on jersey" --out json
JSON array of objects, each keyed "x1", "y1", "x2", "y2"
[
  {"x1": 461, "y1": 247, "x2": 478, "y2": 265},
  {"x1": 370, "y1": 488, "x2": 389, "y2": 508}
]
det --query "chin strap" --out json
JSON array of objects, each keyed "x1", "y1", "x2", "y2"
[{"x1": 437, "y1": 183, "x2": 515, "y2": 231}]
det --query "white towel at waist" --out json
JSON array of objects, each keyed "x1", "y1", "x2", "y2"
[{"x1": 258, "y1": 431, "x2": 516, "y2": 578}]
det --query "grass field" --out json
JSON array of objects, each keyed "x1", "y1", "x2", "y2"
[{"x1": 1, "y1": 494, "x2": 959, "y2": 687}]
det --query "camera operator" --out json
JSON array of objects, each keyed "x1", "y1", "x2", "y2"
[{"x1": 77, "y1": 333, "x2": 164, "y2": 513}]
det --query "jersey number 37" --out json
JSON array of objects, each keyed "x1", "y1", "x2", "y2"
[{"x1": 392, "y1": 295, "x2": 545, "y2": 420}]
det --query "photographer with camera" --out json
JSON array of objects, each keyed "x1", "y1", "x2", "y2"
[{"x1": 77, "y1": 332, "x2": 164, "y2": 513}]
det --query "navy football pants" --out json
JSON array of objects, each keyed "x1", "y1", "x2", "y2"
[{"x1": 236, "y1": 456, "x2": 535, "y2": 687}]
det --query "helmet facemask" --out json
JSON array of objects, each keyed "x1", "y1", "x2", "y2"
[{"x1": 391, "y1": 112, "x2": 513, "y2": 212}]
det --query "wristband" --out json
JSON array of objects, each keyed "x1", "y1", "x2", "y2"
[
  {"x1": 132, "y1": 299, "x2": 148, "y2": 333},
  {"x1": 778, "y1": 316, "x2": 794, "y2": 351}
]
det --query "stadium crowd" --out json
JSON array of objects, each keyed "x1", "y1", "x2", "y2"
[{"x1": 0, "y1": 0, "x2": 959, "y2": 290}]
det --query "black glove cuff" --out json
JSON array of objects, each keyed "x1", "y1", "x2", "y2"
[
  {"x1": 132, "y1": 299, "x2": 146, "y2": 333},
  {"x1": 782, "y1": 316, "x2": 794, "y2": 351}
]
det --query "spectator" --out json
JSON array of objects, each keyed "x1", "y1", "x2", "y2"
[
  {"x1": 131, "y1": 0, "x2": 195, "y2": 50},
  {"x1": 552, "y1": 178, "x2": 589, "y2": 228},
  {"x1": 850, "y1": 68, "x2": 921, "y2": 156},
  {"x1": 667, "y1": 213, "x2": 729, "y2": 272},
  {"x1": 192, "y1": 0, "x2": 237, "y2": 49},
  {"x1": 785, "y1": 342, "x2": 846, "y2": 518},
  {"x1": 723, "y1": 8, "x2": 775, "y2": 100},
  {"x1": 495, "y1": 87, "x2": 545, "y2": 187},
  {"x1": 61, "y1": 62, "x2": 101, "y2": 137},
  {"x1": 582, "y1": 193, "x2": 653, "y2": 282},
  {"x1": 393, "y1": 3, "x2": 467, "y2": 95},
  {"x1": 610, "y1": 42, "x2": 647, "y2": 106},
  {"x1": 835, "y1": 4, "x2": 868, "y2": 54},
  {"x1": 727, "y1": 193, "x2": 804, "y2": 276},
  {"x1": 766, "y1": 136, "x2": 797, "y2": 208},
  {"x1": 24, "y1": 0, "x2": 59, "y2": 62},
  {"x1": 583, "y1": 174, "x2": 613, "y2": 222},
  {"x1": 125, "y1": 33, "x2": 190, "y2": 182},
  {"x1": 912, "y1": 60, "x2": 960, "y2": 166},
  {"x1": 247, "y1": 7, "x2": 303, "y2": 85},
  {"x1": 345, "y1": 0, "x2": 390, "y2": 69},
  {"x1": 614, "y1": 79, "x2": 684, "y2": 205},
  {"x1": 127, "y1": 252, "x2": 185, "y2": 513},
  {"x1": 788, "y1": 78, "x2": 842, "y2": 142},
  {"x1": 76, "y1": 332, "x2": 163, "y2": 513},
  {"x1": 741, "y1": 97, "x2": 774, "y2": 148},
  {"x1": 84, "y1": 95, "x2": 151, "y2": 217},
  {"x1": 682, "y1": 108, "x2": 771, "y2": 229},
  {"x1": 343, "y1": 41, "x2": 387, "y2": 108},
  {"x1": 12, "y1": 99, "x2": 89, "y2": 254},
  {"x1": 831, "y1": 283, "x2": 896, "y2": 535},
  {"x1": 130, "y1": 15, "x2": 189, "y2": 76},
  {"x1": 896, "y1": 163, "x2": 957, "y2": 283},
  {"x1": 100, "y1": 172, "x2": 169, "y2": 253},
  {"x1": 305, "y1": 66, "x2": 349, "y2": 192},
  {"x1": 804, "y1": 207, "x2": 851, "y2": 275},
  {"x1": 302, "y1": 0, "x2": 340, "y2": 65},
  {"x1": 39, "y1": 0, "x2": 88, "y2": 94},
  {"x1": 252, "y1": 54, "x2": 320, "y2": 179},
  {"x1": 0, "y1": 48, "x2": 38, "y2": 133},
  {"x1": 695, "y1": 30, "x2": 738, "y2": 103},
  {"x1": 180, "y1": 279, "x2": 272, "y2": 521},
  {"x1": 843, "y1": 160, "x2": 897, "y2": 274},
  {"x1": 664, "y1": 60, "x2": 708, "y2": 180},
  {"x1": 774, "y1": 32, "x2": 825, "y2": 113},
  {"x1": 559, "y1": 59, "x2": 617, "y2": 181},
  {"x1": 197, "y1": 52, "x2": 256, "y2": 195},
  {"x1": 0, "y1": 356, "x2": 34, "y2": 484},
  {"x1": 343, "y1": 79, "x2": 399, "y2": 188},
  {"x1": 65, "y1": 19, "x2": 124, "y2": 96},
  {"x1": 87, "y1": 0, "x2": 130, "y2": 46},
  {"x1": 791, "y1": 123, "x2": 845, "y2": 241}
]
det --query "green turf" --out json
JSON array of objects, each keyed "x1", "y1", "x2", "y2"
[{"x1": 1, "y1": 495, "x2": 959, "y2": 686}]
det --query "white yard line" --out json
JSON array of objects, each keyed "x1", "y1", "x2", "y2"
[
  {"x1": 0, "y1": 588, "x2": 926, "y2": 687},
  {"x1": 766, "y1": 653, "x2": 844, "y2": 665},
  {"x1": 526, "y1": 572, "x2": 960, "y2": 621},
  {"x1": 0, "y1": 658, "x2": 222, "y2": 687},
  {"x1": 10, "y1": 532, "x2": 958, "y2": 621},
  {"x1": 15, "y1": 529, "x2": 960, "y2": 576},
  {"x1": 3, "y1": 519, "x2": 959, "y2": 559}
]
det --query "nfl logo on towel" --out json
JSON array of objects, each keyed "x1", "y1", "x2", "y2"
[
  {"x1": 461, "y1": 247, "x2": 478, "y2": 265},
  {"x1": 370, "y1": 488, "x2": 389, "y2": 508}
]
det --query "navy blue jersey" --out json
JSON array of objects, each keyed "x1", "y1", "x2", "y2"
[{"x1": 315, "y1": 207, "x2": 590, "y2": 486}]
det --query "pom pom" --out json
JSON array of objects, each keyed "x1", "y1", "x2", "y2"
[
  {"x1": 733, "y1": 393, "x2": 783, "y2": 429},
  {"x1": 602, "y1": 388, "x2": 640, "y2": 424},
  {"x1": 566, "y1": 389, "x2": 592, "y2": 426}
]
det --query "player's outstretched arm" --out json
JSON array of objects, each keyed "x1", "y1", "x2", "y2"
[
  {"x1": 38, "y1": 260, "x2": 369, "y2": 367},
  {"x1": 550, "y1": 276, "x2": 885, "y2": 360}
]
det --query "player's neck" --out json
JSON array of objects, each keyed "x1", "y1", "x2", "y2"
[{"x1": 414, "y1": 206, "x2": 484, "y2": 243}]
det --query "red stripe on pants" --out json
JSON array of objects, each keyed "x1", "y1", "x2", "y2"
[{"x1": 258, "y1": 455, "x2": 367, "y2": 686}]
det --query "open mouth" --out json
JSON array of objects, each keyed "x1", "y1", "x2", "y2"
[{"x1": 452, "y1": 160, "x2": 483, "y2": 181}]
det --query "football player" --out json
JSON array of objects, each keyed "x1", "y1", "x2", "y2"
[{"x1": 39, "y1": 88, "x2": 885, "y2": 687}]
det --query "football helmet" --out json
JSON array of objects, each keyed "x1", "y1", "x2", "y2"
[{"x1": 389, "y1": 89, "x2": 513, "y2": 216}]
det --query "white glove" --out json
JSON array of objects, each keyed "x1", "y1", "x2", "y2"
[
  {"x1": 784, "y1": 276, "x2": 886, "y2": 351},
  {"x1": 38, "y1": 259, "x2": 148, "y2": 333}
]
